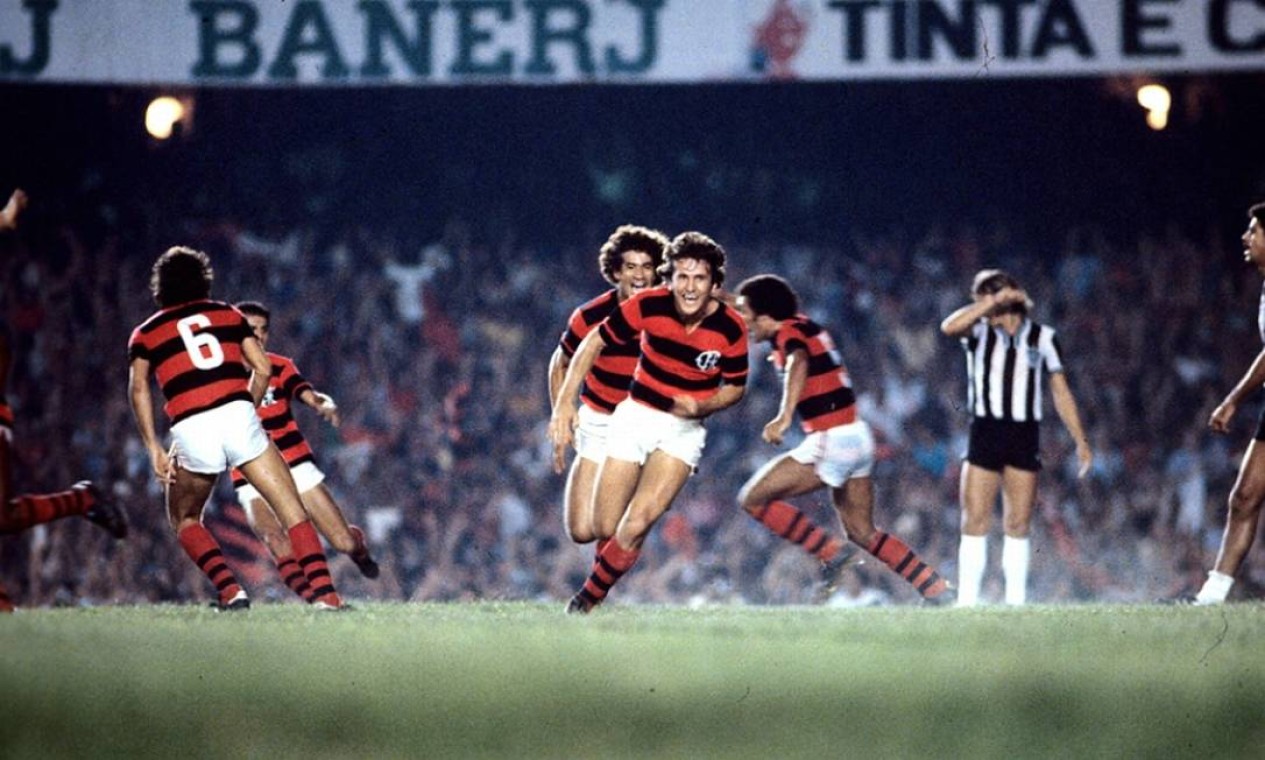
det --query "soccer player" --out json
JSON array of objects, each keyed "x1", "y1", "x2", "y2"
[
  {"x1": 1194, "y1": 201, "x2": 1265, "y2": 604},
  {"x1": 734, "y1": 274, "x2": 953, "y2": 604},
  {"x1": 547, "y1": 225, "x2": 667, "y2": 549},
  {"x1": 0, "y1": 188, "x2": 126, "y2": 613},
  {"x1": 228, "y1": 301, "x2": 379, "y2": 602},
  {"x1": 940, "y1": 269, "x2": 1092, "y2": 606},
  {"x1": 127, "y1": 246, "x2": 343, "y2": 610},
  {"x1": 550, "y1": 232, "x2": 749, "y2": 613}
]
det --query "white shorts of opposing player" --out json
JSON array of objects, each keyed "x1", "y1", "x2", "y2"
[
  {"x1": 170, "y1": 400, "x2": 269, "y2": 474},
  {"x1": 605, "y1": 398, "x2": 706, "y2": 469}
]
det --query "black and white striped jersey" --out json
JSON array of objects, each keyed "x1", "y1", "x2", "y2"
[{"x1": 959, "y1": 318, "x2": 1064, "y2": 422}]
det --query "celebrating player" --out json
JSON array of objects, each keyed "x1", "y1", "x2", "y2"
[
  {"x1": 0, "y1": 188, "x2": 126, "y2": 613},
  {"x1": 734, "y1": 274, "x2": 952, "y2": 604},
  {"x1": 127, "y1": 246, "x2": 343, "y2": 610},
  {"x1": 227, "y1": 301, "x2": 378, "y2": 603},
  {"x1": 940, "y1": 269, "x2": 1092, "y2": 606},
  {"x1": 550, "y1": 232, "x2": 748, "y2": 613},
  {"x1": 548, "y1": 225, "x2": 667, "y2": 550},
  {"x1": 1194, "y1": 202, "x2": 1265, "y2": 604}
]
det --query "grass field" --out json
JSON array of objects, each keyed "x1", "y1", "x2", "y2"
[{"x1": 2, "y1": 601, "x2": 1263, "y2": 758}]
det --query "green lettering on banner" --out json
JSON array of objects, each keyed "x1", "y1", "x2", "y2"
[
  {"x1": 524, "y1": 0, "x2": 593, "y2": 75},
  {"x1": 191, "y1": 0, "x2": 261, "y2": 78},
  {"x1": 360, "y1": 0, "x2": 440, "y2": 78},
  {"x1": 267, "y1": 0, "x2": 351, "y2": 80},
  {"x1": 451, "y1": 0, "x2": 514, "y2": 76},
  {"x1": 605, "y1": 0, "x2": 663, "y2": 74},
  {"x1": 1031, "y1": 0, "x2": 1094, "y2": 58},
  {"x1": 1122, "y1": 0, "x2": 1181, "y2": 56},
  {"x1": 0, "y1": 0, "x2": 56, "y2": 76},
  {"x1": 1209, "y1": 0, "x2": 1265, "y2": 53}
]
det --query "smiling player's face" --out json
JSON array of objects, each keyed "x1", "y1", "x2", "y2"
[
  {"x1": 613, "y1": 250, "x2": 657, "y2": 301},
  {"x1": 671, "y1": 257, "x2": 714, "y2": 320}
]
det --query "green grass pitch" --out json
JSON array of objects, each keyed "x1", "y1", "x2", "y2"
[{"x1": 2, "y1": 601, "x2": 1262, "y2": 758}]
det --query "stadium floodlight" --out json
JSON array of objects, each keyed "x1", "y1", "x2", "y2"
[
  {"x1": 144, "y1": 96, "x2": 186, "y2": 140},
  {"x1": 1136, "y1": 84, "x2": 1171, "y2": 131}
]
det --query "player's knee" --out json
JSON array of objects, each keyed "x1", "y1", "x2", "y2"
[{"x1": 1227, "y1": 487, "x2": 1265, "y2": 519}]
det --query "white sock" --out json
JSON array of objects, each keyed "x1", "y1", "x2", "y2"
[
  {"x1": 1194, "y1": 570, "x2": 1234, "y2": 605},
  {"x1": 957, "y1": 534, "x2": 987, "y2": 606},
  {"x1": 1002, "y1": 536, "x2": 1030, "y2": 605}
]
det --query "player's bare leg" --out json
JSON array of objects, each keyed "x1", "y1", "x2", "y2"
[
  {"x1": 738, "y1": 454, "x2": 857, "y2": 598},
  {"x1": 590, "y1": 457, "x2": 640, "y2": 539},
  {"x1": 999, "y1": 467, "x2": 1038, "y2": 605},
  {"x1": 239, "y1": 444, "x2": 341, "y2": 608},
  {"x1": 568, "y1": 452, "x2": 688, "y2": 613},
  {"x1": 302, "y1": 483, "x2": 379, "y2": 578},
  {"x1": 563, "y1": 455, "x2": 601, "y2": 543},
  {"x1": 243, "y1": 496, "x2": 314, "y2": 602},
  {"x1": 168, "y1": 468, "x2": 247, "y2": 610},
  {"x1": 1198, "y1": 441, "x2": 1265, "y2": 603},
  {"x1": 834, "y1": 477, "x2": 951, "y2": 603},
  {"x1": 958, "y1": 463, "x2": 1002, "y2": 606}
]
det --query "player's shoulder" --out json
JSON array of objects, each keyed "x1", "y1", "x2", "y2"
[
  {"x1": 268, "y1": 351, "x2": 296, "y2": 368},
  {"x1": 711, "y1": 300, "x2": 748, "y2": 340}
]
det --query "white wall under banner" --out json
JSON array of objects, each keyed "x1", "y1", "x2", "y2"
[{"x1": 1, "y1": 0, "x2": 1262, "y2": 85}]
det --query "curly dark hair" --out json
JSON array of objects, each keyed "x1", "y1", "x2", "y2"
[
  {"x1": 597, "y1": 225, "x2": 669, "y2": 285},
  {"x1": 150, "y1": 246, "x2": 213, "y2": 307}
]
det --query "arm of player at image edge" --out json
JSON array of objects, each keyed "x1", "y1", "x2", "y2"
[
  {"x1": 127, "y1": 357, "x2": 175, "y2": 484},
  {"x1": 1048, "y1": 371, "x2": 1092, "y2": 478},
  {"x1": 548, "y1": 329, "x2": 605, "y2": 474},
  {"x1": 1209, "y1": 346, "x2": 1265, "y2": 434}
]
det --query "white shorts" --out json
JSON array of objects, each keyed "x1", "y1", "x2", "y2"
[
  {"x1": 605, "y1": 398, "x2": 707, "y2": 469},
  {"x1": 573, "y1": 403, "x2": 612, "y2": 463},
  {"x1": 236, "y1": 460, "x2": 325, "y2": 505},
  {"x1": 789, "y1": 419, "x2": 875, "y2": 488},
  {"x1": 170, "y1": 400, "x2": 270, "y2": 475}
]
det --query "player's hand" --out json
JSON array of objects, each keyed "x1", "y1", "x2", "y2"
[
  {"x1": 1209, "y1": 401, "x2": 1236, "y2": 434},
  {"x1": 0, "y1": 188, "x2": 28, "y2": 231},
  {"x1": 670, "y1": 396, "x2": 702, "y2": 418},
  {"x1": 151, "y1": 443, "x2": 178, "y2": 485},
  {"x1": 1075, "y1": 441, "x2": 1093, "y2": 479},
  {"x1": 762, "y1": 415, "x2": 792, "y2": 445},
  {"x1": 548, "y1": 406, "x2": 577, "y2": 474},
  {"x1": 314, "y1": 393, "x2": 341, "y2": 428}
]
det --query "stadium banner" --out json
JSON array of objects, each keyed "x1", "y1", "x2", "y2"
[{"x1": 1, "y1": 0, "x2": 1262, "y2": 86}]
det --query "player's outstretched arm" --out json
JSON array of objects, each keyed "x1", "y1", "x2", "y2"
[
  {"x1": 300, "y1": 388, "x2": 341, "y2": 428},
  {"x1": 763, "y1": 348, "x2": 808, "y2": 445},
  {"x1": 1210, "y1": 346, "x2": 1265, "y2": 434},
  {"x1": 548, "y1": 330, "x2": 605, "y2": 474},
  {"x1": 128, "y1": 357, "x2": 173, "y2": 484},
  {"x1": 0, "y1": 188, "x2": 28, "y2": 232}
]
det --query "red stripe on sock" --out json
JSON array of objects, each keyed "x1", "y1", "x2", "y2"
[
  {"x1": 289, "y1": 520, "x2": 341, "y2": 607},
  {"x1": 178, "y1": 524, "x2": 243, "y2": 604}
]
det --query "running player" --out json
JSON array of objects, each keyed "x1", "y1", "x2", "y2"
[
  {"x1": 940, "y1": 269, "x2": 1092, "y2": 606},
  {"x1": 1194, "y1": 201, "x2": 1265, "y2": 604},
  {"x1": 0, "y1": 188, "x2": 126, "y2": 613},
  {"x1": 548, "y1": 225, "x2": 667, "y2": 550},
  {"x1": 127, "y1": 246, "x2": 343, "y2": 610},
  {"x1": 550, "y1": 232, "x2": 748, "y2": 613},
  {"x1": 734, "y1": 274, "x2": 953, "y2": 604},
  {"x1": 227, "y1": 301, "x2": 378, "y2": 602}
]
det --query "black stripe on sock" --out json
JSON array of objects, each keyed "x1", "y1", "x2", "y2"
[{"x1": 894, "y1": 551, "x2": 915, "y2": 574}]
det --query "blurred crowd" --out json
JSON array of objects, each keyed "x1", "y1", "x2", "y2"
[{"x1": 1, "y1": 188, "x2": 1261, "y2": 609}]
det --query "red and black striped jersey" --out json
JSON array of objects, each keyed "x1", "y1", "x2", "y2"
[
  {"x1": 229, "y1": 353, "x2": 315, "y2": 489},
  {"x1": 772, "y1": 315, "x2": 857, "y2": 432},
  {"x1": 127, "y1": 300, "x2": 254, "y2": 426},
  {"x1": 600, "y1": 287, "x2": 748, "y2": 412},
  {"x1": 558, "y1": 289, "x2": 640, "y2": 413}
]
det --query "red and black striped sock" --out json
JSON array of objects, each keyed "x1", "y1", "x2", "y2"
[
  {"x1": 177, "y1": 524, "x2": 244, "y2": 606},
  {"x1": 1, "y1": 485, "x2": 94, "y2": 535},
  {"x1": 575, "y1": 539, "x2": 640, "y2": 609},
  {"x1": 289, "y1": 520, "x2": 341, "y2": 607},
  {"x1": 0, "y1": 580, "x2": 14, "y2": 612},
  {"x1": 866, "y1": 531, "x2": 948, "y2": 599},
  {"x1": 750, "y1": 500, "x2": 844, "y2": 563},
  {"x1": 275, "y1": 554, "x2": 314, "y2": 603}
]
